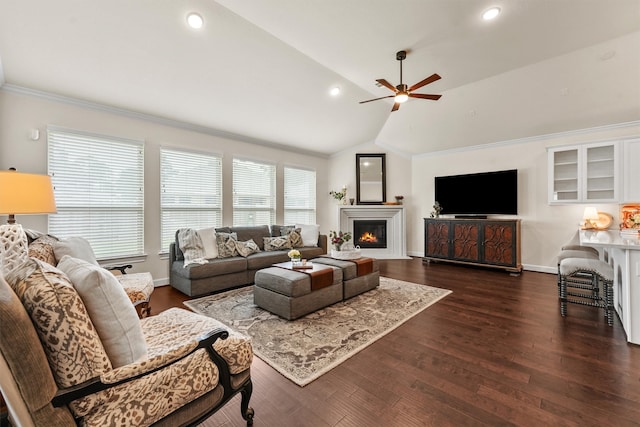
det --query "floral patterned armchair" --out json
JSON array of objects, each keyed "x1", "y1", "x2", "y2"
[{"x1": 0, "y1": 258, "x2": 254, "y2": 427}]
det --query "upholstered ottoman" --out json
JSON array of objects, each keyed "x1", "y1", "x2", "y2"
[
  {"x1": 310, "y1": 257, "x2": 379, "y2": 299},
  {"x1": 254, "y1": 266, "x2": 343, "y2": 320}
]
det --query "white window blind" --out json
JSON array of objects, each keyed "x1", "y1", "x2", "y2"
[
  {"x1": 47, "y1": 128, "x2": 144, "y2": 260},
  {"x1": 284, "y1": 166, "x2": 316, "y2": 224},
  {"x1": 232, "y1": 158, "x2": 276, "y2": 226},
  {"x1": 160, "y1": 148, "x2": 222, "y2": 251}
]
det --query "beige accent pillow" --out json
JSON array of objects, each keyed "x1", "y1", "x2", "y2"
[
  {"x1": 28, "y1": 235, "x2": 58, "y2": 266},
  {"x1": 296, "y1": 224, "x2": 320, "y2": 247},
  {"x1": 216, "y1": 232, "x2": 238, "y2": 258},
  {"x1": 57, "y1": 255, "x2": 148, "y2": 368},
  {"x1": 280, "y1": 227, "x2": 304, "y2": 248},
  {"x1": 197, "y1": 227, "x2": 218, "y2": 259},
  {"x1": 53, "y1": 237, "x2": 99, "y2": 265},
  {"x1": 6, "y1": 258, "x2": 112, "y2": 388},
  {"x1": 236, "y1": 239, "x2": 260, "y2": 257},
  {"x1": 263, "y1": 235, "x2": 292, "y2": 251}
]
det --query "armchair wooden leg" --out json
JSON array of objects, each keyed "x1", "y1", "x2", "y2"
[{"x1": 240, "y1": 379, "x2": 254, "y2": 425}]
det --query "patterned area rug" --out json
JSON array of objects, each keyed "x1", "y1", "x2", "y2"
[{"x1": 184, "y1": 277, "x2": 451, "y2": 386}]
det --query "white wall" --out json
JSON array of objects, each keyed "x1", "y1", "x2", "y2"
[
  {"x1": 410, "y1": 124, "x2": 640, "y2": 272},
  {"x1": 0, "y1": 89, "x2": 329, "y2": 283}
]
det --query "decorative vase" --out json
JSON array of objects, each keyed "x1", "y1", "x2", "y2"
[
  {"x1": 333, "y1": 244, "x2": 342, "y2": 252},
  {"x1": 290, "y1": 256, "x2": 301, "y2": 266}
]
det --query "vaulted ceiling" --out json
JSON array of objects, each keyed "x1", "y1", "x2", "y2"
[{"x1": 1, "y1": 0, "x2": 639, "y2": 157}]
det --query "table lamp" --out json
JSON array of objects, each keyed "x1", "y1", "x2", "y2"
[
  {"x1": 581, "y1": 207, "x2": 599, "y2": 230},
  {"x1": 0, "y1": 170, "x2": 57, "y2": 276}
]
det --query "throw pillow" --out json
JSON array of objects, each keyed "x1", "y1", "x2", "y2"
[
  {"x1": 53, "y1": 237, "x2": 99, "y2": 266},
  {"x1": 235, "y1": 239, "x2": 260, "y2": 257},
  {"x1": 216, "y1": 232, "x2": 238, "y2": 258},
  {"x1": 28, "y1": 234, "x2": 58, "y2": 266},
  {"x1": 6, "y1": 258, "x2": 112, "y2": 388},
  {"x1": 280, "y1": 227, "x2": 304, "y2": 248},
  {"x1": 177, "y1": 228, "x2": 207, "y2": 267},
  {"x1": 197, "y1": 227, "x2": 218, "y2": 259},
  {"x1": 263, "y1": 235, "x2": 292, "y2": 251},
  {"x1": 296, "y1": 224, "x2": 320, "y2": 247},
  {"x1": 57, "y1": 255, "x2": 148, "y2": 368}
]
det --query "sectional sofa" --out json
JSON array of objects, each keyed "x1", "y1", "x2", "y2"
[{"x1": 169, "y1": 225, "x2": 327, "y2": 296}]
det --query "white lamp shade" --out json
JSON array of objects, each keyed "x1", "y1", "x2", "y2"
[
  {"x1": 0, "y1": 171, "x2": 57, "y2": 215},
  {"x1": 582, "y1": 207, "x2": 599, "y2": 221}
]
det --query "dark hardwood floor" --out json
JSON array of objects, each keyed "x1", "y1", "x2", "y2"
[{"x1": 151, "y1": 258, "x2": 640, "y2": 427}]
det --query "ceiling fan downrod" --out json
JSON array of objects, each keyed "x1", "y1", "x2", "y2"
[{"x1": 397, "y1": 50, "x2": 406, "y2": 86}]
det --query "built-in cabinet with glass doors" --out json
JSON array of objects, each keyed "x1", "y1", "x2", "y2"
[{"x1": 548, "y1": 141, "x2": 620, "y2": 204}]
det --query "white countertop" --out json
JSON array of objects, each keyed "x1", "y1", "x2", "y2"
[{"x1": 579, "y1": 229, "x2": 640, "y2": 250}]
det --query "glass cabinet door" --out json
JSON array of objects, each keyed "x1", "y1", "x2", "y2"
[
  {"x1": 585, "y1": 144, "x2": 616, "y2": 201},
  {"x1": 550, "y1": 148, "x2": 579, "y2": 202}
]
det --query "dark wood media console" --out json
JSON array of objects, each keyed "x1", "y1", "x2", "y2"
[{"x1": 423, "y1": 218, "x2": 522, "y2": 274}]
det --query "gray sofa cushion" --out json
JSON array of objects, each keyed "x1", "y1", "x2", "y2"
[
  {"x1": 173, "y1": 257, "x2": 248, "y2": 280},
  {"x1": 245, "y1": 251, "x2": 290, "y2": 270}
]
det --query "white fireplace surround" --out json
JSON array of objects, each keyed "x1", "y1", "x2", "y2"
[{"x1": 338, "y1": 205, "x2": 408, "y2": 259}]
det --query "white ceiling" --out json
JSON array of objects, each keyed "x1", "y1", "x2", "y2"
[{"x1": 1, "y1": 0, "x2": 639, "y2": 157}]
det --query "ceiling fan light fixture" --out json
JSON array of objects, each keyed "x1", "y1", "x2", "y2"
[
  {"x1": 482, "y1": 7, "x2": 501, "y2": 20},
  {"x1": 394, "y1": 92, "x2": 409, "y2": 103}
]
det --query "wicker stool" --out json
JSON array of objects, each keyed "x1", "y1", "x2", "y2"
[{"x1": 559, "y1": 257, "x2": 614, "y2": 326}]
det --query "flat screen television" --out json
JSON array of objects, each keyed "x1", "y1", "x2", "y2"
[{"x1": 434, "y1": 169, "x2": 518, "y2": 216}]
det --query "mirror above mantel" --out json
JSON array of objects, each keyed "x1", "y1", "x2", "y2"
[{"x1": 356, "y1": 153, "x2": 386, "y2": 205}]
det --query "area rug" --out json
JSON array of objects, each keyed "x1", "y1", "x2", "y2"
[{"x1": 184, "y1": 277, "x2": 451, "y2": 386}]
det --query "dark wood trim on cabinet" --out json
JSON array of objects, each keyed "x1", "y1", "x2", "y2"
[{"x1": 423, "y1": 218, "x2": 522, "y2": 274}]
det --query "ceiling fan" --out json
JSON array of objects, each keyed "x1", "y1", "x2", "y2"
[{"x1": 360, "y1": 50, "x2": 442, "y2": 112}]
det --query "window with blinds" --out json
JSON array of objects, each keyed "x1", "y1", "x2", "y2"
[
  {"x1": 47, "y1": 127, "x2": 144, "y2": 260},
  {"x1": 160, "y1": 148, "x2": 222, "y2": 251},
  {"x1": 284, "y1": 166, "x2": 316, "y2": 224},
  {"x1": 232, "y1": 158, "x2": 276, "y2": 226}
]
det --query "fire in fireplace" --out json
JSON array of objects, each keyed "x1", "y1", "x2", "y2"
[{"x1": 353, "y1": 220, "x2": 387, "y2": 249}]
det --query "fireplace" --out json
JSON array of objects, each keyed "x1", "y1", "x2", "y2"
[
  {"x1": 353, "y1": 220, "x2": 387, "y2": 249},
  {"x1": 338, "y1": 205, "x2": 408, "y2": 259}
]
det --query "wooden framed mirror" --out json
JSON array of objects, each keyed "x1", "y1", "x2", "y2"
[{"x1": 356, "y1": 153, "x2": 386, "y2": 205}]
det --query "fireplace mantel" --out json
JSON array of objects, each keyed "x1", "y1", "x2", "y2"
[{"x1": 338, "y1": 205, "x2": 408, "y2": 259}]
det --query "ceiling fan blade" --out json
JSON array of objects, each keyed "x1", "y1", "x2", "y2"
[
  {"x1": 391, "y1": 102, "x2": 401, "y2": 112},
  {"x1": 359, "y1": 95, "x2": 394, "y2": 104},
  {"x1": 409, "y1": 93, "x2": 442, "y2": 101},
  {"x1": 376, "y1": 79, "x2": 397, "y2": 93},
  {"x1": 408, "y1": 73, "x2": 441, "y2": 92}
]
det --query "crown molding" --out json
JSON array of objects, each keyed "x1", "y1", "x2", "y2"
[
  {"x1": 414, "y1": 120, "x2": 640, "y2": 158},
  {"x1": 0, "y1": 83, "x2": 330, "y2": 159}
]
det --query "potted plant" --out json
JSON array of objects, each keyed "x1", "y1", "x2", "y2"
[{"x1": 329, "y1": 230, "x2": 352, "y2": 251}]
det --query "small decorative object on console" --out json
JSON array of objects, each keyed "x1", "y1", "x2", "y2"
[{"x1": 430, "y1": 201, "x2": 442, "y2": 218}]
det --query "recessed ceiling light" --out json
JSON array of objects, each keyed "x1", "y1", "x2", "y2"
[
  {"x1": 330, "y1": 87, "x2": 341, "y2": 96},
  {"x1": 482, "y1": 7, "x2": 501, "y2": 20},
  {"x1": 186, "y1": 13, "x2": 204, "y2": 29}
]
